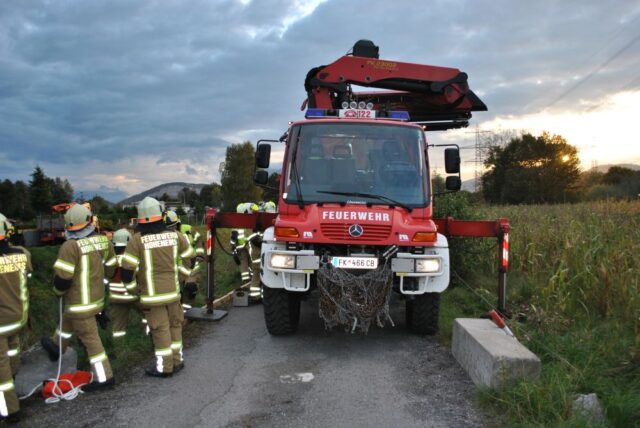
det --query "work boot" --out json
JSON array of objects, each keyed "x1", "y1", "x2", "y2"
[
  {"x1": 82, "y1": 377, "x2": 116, "y2": 392},
  {"x1": 144, "y1": 367, "x2": 172, "y2": 378},
  {"x1": 0, "y1": 410, "x2": 21, "y2": 424},
  {"x1": 41, "y1": 337, "x2": 60, "y2": 361},
  {"x1": 173, "y1": 362, "x2": 185, "y2": 373}
]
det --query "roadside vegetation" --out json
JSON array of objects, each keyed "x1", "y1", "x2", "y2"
[{"x1": 435, "y1": 196, "x2": 640, "y2": 427}]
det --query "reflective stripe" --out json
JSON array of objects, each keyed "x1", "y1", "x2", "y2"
[
  {"x1": 0, "y1": 381, "x2": 15, "y2": 392},
  {"x1": 155, "y1": 348, "x2": 172, "y2": 356},
  {"x1": 0, "y1": 321, "x2": 22, "y2": 335},
  {"x1": 81, "y1": 255, "x2": 90, "y2": 304},
  {"x1": 171, "y1": 341, "x2": 182, "y2": 350},
  {"x1": 89, "y1": 352, "x2": 107, "y2": 364},
  {"x1": 54, "y1": 259, "x2": 75, "y2": 274},
  {"x1": 195, "y1": 248, "x2": 205, "y2": 255},
  {"x1": 140, "y1": 292, "x2": 179, "y2": 304},
  {"x1": 7, "y1": 348, "x2": 19, "y2": 357},
  {"x1": 112, "y1": 331, "x2": 126, "y2": 338},
  {"x1": 110, "y1": 294, "x2": 138, "y2": 302},
  {"x1": 0, "y1": 391, "x2": 6, "y2": 417},
  {"x1": 179, "y1": 266, "x2": 192, "y2": 276},
  {"x1": 122, "y1": 253, "x2": 139, "y2": 266},
  {"x1": 180, "y1": 246, "x2": 195, "y2": 259},
  {"x1": 173, "y1": 244, "x2": 179, "y2": 292},
  {"x1": 55, "y1": 329, "x2": 73, "y2": 339},
  {"x1": 249, "y1": 292, "x2": 262, "y2": 297},
  {"x1": 144, "y1": 248, "x2": 154, "y2": 296},
  {"x1": 125, "y1": 282, "x2": 137, "y2": 290},
  {"x1": 109, "y1": 284, "x2": 128, "y2": 292},
  {"x1": 105, "y1": 257, "x2": 117, "y2": 267},
  {"x1": 94, "y1": 361, "x2": 107, "y2": 383},
  {"x1": 156, "y1": 356, "x2": 164, "y2": 373},
  {"x1": 68, "y1": 301, "x2": 102, "y2": 313}
]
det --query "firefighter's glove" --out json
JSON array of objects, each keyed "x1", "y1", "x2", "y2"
[
  {"x1": 96, "y1": 311, "x2": 111, "y2": 330},
  {"x1": 184, "y1": 282, "x2": 198, "y2": 300},
  {"x1": 232, "y1": 251, "x2": 241, "y2": 266},
  {"x1": 249, "y1": 234, "x2": 263, "y2": 248}
]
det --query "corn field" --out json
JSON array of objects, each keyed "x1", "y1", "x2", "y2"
[{"x1": 477, "y1": 200, "x2": 640, "y2": 329}]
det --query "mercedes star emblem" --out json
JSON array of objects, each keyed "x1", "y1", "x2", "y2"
[{"x1": 348, "y1": 224, "x2": 364, "y2": 238}]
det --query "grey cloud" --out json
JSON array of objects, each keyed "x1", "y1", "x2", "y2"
[{"x1": 0, "y1": 0, "x2": 638, "y2": 194}]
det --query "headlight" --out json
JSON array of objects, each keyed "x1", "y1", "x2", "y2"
[
  {"x1": 270, "y1": 254, "x2": 296, "y2": 269},
  {"x1": 415, "y1": 258, "x2": 440, "y2": 273}
]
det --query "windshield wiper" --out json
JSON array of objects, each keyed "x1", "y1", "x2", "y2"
[{"x1": 316, "y1": 190, "x2": 413, "y2": 212}]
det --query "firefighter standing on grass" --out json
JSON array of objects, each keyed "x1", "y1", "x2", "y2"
[
  {"x1": 108, "y1": 228, "x2": 142, "y2": 340},
  {"x1": 120, "y1": 197, "x2": 195, "y2": 377},
  {"x1": 0, "y1": 214, "x2": 31, "y2": 423},
  {"x1": 41, "y1": 204, "x2": 117, "y2": 391}
]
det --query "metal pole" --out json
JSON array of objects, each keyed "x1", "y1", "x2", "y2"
[{"x1": 205, "y1": 210, "x2": 216, "y2": 314}]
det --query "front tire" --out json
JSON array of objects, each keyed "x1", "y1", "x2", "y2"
[
  {"x1": 406, "y1": 293, "x2": 440, "y2": 335},
  {"x1": 263, "y1": 285, "x2": 301, "y2": 335}
]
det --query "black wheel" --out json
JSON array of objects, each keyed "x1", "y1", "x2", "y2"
[
  {"x1": 263, "y1": 285, "x2": 301, "y2": 335},
  {"x1": 406, "y1": 293, "x2": 440, "y2": 335}
]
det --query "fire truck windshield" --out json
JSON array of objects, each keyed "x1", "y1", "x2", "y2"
[{"x1": 284, "y1": 122, "x2": 429, "y2": 208}]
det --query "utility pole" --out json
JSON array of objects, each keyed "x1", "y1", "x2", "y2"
[{"x1": 463, "y1": 126, "x2": 493, "y2": 192}]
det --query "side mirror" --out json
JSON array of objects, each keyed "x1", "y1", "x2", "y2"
[
  {"x1": 256, "y1": 144, "x2": 271, "y2": 169},
  {"x1": 254, "y1": 170, "x2": 269, "y2": 185},
  {"x1": 444, "y1": 148, "x2": 460, "y2": 174},
  {"x1": 445, "y1": 176, "x2": 461, "y2": 191}
]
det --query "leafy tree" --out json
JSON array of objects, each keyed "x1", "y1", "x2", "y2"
[
  {"x1": 88, "y1": 195, "x2": 111, "y2": 215},
  {"x1": 13, "y1": 181, "x2": 33, "y2": 219},
  {"x1": 221, "y1": 141, "x2": 262, "y2": 211},
  {"x1": 481, "y1": 132, "x2": 581, "y2": 204},
  {"x1": 602, "y1": 166, "x2": 636, "y2": 185},
  {"x1": 199, "y1": 183, "x2": 222, "y2": 208},
  {"x1": 29, "y1": 166, "x2": 53, "y2": 213},
  {"x1": 262, "y1": 172, "x2": 281, "y2": 202},
  {"x1": 0, "y1": 180, "x2": 16, "y2": 218},
  {"x1": 159, "y1": 192, "x2": 171, "y2": 202}
]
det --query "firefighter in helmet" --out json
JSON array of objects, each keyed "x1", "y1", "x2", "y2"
[
  {"x1": 230, "y1": 202, "x2": 268, "y2": 300},
  {"x1": 165, "y1": 211, "x2": 203, "y2": 307},
  {"x1": 0, "y1": 214, "x2": 32, "y2": 423},
  {"x1": 41, "y1": 204, "x2": 117, "y2": 391},
  {"x1": 108, "y1": 228, "x2": 144, "y2": 340},
  {"x1": 120, "y1": 197, "x2": 195, "y2": 377}
]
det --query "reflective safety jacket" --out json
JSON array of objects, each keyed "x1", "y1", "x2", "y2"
[
  {"x1": 53, "y1": 234, "x2": 116, "y2": 318},
  {"x1": 109, "y1": 255, "x2": 138, "y2": 303},
  {"x1": 0, "y1": 246, "x2": 32, "y2": 337},
  {"x1": 121, "y1": 231, "x2": 194, "y2": 306},
  {"x1": 180, "y1": 224, "x2": 203, "y2": 256}
]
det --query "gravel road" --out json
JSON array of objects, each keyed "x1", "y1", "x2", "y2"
[{"x1": 16, "y1": 296, "x2": 484, "y2": 427}]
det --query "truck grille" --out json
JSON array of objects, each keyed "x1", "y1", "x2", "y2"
[{"x1": 320, "y1": 223, "x2": 392, "y2": 242}]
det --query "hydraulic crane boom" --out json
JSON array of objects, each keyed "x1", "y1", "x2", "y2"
[{"x1": 304, "y1": 40, "x2": 486, "y2": 130}]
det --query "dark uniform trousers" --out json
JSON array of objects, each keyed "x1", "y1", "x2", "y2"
[
  {"x1": 144, "y1": 300, "x2": 184, "y2": 374},
  {"x1": 0, "y1": 334, "x2": 20, "y2": 417},
  {"x1": 52, "y1": 314, "x2": 113, "y2": 383}
]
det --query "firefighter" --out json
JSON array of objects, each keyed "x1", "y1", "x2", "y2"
[
  {"x1": 120, "y1": 197, "x2": 195, "y2": 377},
  {"x1": 108, "y1": 228, "x2": 142, "y2": 339},
  {"x1": 0, "y1": 214, "x2": 31, "y2": 423},
  {"x1": 165, "y1": 211, "x2": 203, "y2": 306},
  {"x1": 231, "y1": 202, "x2": 262, "y2": 300},
  {"x1": 41, "y1": 204, "x2": 117, "y2": 391}
]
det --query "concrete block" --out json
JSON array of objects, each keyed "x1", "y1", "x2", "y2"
[
  {"x1": 14, "y1": 346, "x2": 78, "y2": 397},
  {"x1": 452, "y1": 318, "x2": 541, "y2": 388}
]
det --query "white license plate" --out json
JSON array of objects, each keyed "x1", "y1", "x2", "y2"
[
  {"x1": 338, "y1": 109, "x2": 377, "y2": 118},
  {"x1": 331, "y1": 256, "x2": 379, "y2": 270}
]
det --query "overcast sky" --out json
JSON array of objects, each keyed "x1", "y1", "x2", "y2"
[{"x1": 1, "y1": 0, "x2": 639, "y2": 200}]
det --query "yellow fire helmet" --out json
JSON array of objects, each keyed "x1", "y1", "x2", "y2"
[
  {"x1": 165, "y1": 210, "x2": 179, "y2": 227},
  {"x1": 137, "y1": 196, "x2": 163, "y2": 224},
  {"x1": 64, "y1": 203, "x2": 93, "y2": 231},
  {"x1": 236, "y1": 202, "x2": 259, "y2": 214},
  {"x1": 0, "y1": 213, "x2": 12, "y2": 240},
  {"x1": 112, "y1": 228, "x2": 132, "y2": 247}
]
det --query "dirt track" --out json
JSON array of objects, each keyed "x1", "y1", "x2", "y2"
[{"x1": 16, "y1": 296, "x2": 484, "y2": 428}]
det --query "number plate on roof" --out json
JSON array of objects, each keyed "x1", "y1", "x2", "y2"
[
  {"x1": 331, "y1": 256, "x2": 378, "y2": 270},
  {"x1": 338, "y1": 109, "x2": 377, "y2": 119}
]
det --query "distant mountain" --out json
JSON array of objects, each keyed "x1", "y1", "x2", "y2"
[
  {"x1": 76, "y1": 186, "x2": 128, "y2": 204},
  {"x1": 590, "y1": 163, "x2": 640, "y2": 173},
  {"x1": 119, "y1": 182, "x2": 208, "y2": 205}
]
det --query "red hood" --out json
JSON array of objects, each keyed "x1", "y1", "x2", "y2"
[{"x1": 275, "y1": 203, "x2": 436, "y2": 246}]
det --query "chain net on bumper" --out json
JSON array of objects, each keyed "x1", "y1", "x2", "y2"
[{"x1": 317, "y1": 261, "x2": 394, "y2": 334}]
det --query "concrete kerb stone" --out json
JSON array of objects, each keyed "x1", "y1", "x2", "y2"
[
  {"x1": 452, "y1": 318, "x2": 541, "y2": 388},
  {"x1": 15, "y1": 345, "x2": 78, "y2": 397}
]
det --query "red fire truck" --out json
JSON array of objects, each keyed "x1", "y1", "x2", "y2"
[{"x1": 199, "y1": 41, "x2": 509, "y2": 335}]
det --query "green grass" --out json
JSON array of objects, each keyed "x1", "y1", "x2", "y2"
[
  {"x1": 21, "y1": 225, "x2": 241, "y2": 373},
  {"x1": 441, "y1": 200, "x2": 640, "y2": 427}
]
